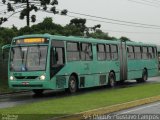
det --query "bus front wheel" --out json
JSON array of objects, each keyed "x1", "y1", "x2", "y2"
[
  {"x1": 108, "y1": 72, "x2": 116, "y2": 88},
  {"x1": 68, "y1": 75, "x2": 78, "y2": 93}
]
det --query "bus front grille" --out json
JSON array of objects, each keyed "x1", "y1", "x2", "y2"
[
  {"x1": 15, "y1": 76, "x2": 38, "y2": 79},
  {"x1": 12, "y1": 84, "x2": 43, "y2": 87}
]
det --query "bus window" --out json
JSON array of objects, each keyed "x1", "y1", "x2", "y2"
[
  {"x1": 134, "y1": 46, "x2": 141, "y2": 59},
  {"x1": 97, "y1": 44, "x2": 106, "y2": 61},
  {"x1": 142, "y1": 47, "x2": 148, "y2": 59},
  {"x1": 127, "y1": 46, "x2": 134, "y2": 59},
  {"x1": 67, "y1": 42, "x2": 80, "y2": 61},
  {"x1": 55, "y1": 48, "x2": 65, "y2": 65},
  {"x1": 51, "y1": 41, "x2": 65, "y2": 67},
  {"x1": 148, "y1": 47, "x2": 154, "y2": 59},
  {"x1": 153, "y1": 47, "x2": 157, "y2": 58},
  {"x1": 110, "y1": 45, "x2": 118, "y2": 60},
  {"x1": 106, "y1": 44, "x2": 111, "y2": 60},
  {"x1": 81, "y1": 43, "x2": 93, "y2": 61}
]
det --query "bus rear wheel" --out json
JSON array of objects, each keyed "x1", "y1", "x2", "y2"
[
  {"x1": 68, "y1": 75, "x2": 78, "y2": 93},
  {"x1": 141, "y1": 69, "x2": 148, "y2": 82},
  {"x1": 32, "y1": 89, "x2": 44, "y2": 95},
  {"x1": 137, "y1": 69, "x2": 148, "y2": 83},
  {"x1": 108, "y1": 72, "x2": 116, "y2": 88}
]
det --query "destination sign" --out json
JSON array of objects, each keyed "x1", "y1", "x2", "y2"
[{"x1": 15, "y1": 38, "x2": 48, "y2": 44}]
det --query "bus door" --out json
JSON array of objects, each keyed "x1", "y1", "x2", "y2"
[
  {"x1": 50, "y1": 41, "x2": 65, "y2": 78},
  {"x1": 119, "y1": 41, "x2": 128, "y2": 81}
]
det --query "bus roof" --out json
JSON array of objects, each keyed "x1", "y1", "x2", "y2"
[{"x1": 13, "y1": 34, "x2": 156, "y2": 47}]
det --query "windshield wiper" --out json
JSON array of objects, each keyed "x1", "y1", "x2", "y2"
[
  {"x1": 11, "y1": 47, "x2": 15, "y2": 61},
  {"x1": 18, "y1": 45, "x2": 25, "y2": 63},
  {"x1": 38, "y1": 45, "x2": 42, "y2": 65}
]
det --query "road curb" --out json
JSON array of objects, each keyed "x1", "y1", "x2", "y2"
[{"x1": 53, "y1": 95, "x2": 160, "y2": 120}]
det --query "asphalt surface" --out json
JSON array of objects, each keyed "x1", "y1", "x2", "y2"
[
  {"x1": 96, "y1": 102, "x2": 160, "y2": 120},
  {"x1": 0, "y1": 76, "x2": 160, "y2": 109},
  {"x1": 114, "y1": 101, "x2": 160, "y2": 114}
]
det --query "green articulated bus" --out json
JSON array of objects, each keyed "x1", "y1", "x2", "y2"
[{"x1": 4, "y1": 34, "x2": 159, "y2": 94}]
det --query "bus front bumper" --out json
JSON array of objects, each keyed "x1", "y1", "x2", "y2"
[{"x1": 9, "y1": 80, "x2": 56, "y2": 90}]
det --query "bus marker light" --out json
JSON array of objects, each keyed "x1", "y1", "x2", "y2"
[
  {"x1": 40, "y1": 75, "x2": 45, "y2": 80},
  {"x1": 10, "y1": 76, "x2": 14, "y2": 80}
]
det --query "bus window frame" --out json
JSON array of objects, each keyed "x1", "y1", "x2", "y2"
[
  {"x1": 66, "y1": 41, "x2": 80, "y2": 62},
  {"x1": 51, "y1": 40, "x2": 65, "y2": 67},
  {"x1": 97, "y1": 44, "x2": 106, "y2": 61},
  {"x1": 106, "y1": 44, "x2": 111, "y2": 61},
  {"x1": 110, "y1": 44, "x2": 118, "y2": 61},
  {"x1": 127, "y1": 45, "x2": 135, "y2": 60},
  {"x1": 142, "y1": 46, "x2": 148, "y2": 60},
  {"x1": 80, "y1": 42, "x2": 93, "y2": 61},
  {"x1": 134, "y1": 46, "x2": 142, "y2": 59}
]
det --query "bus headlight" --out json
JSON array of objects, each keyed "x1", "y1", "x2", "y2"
[
  {"x1": 40, "y1": 75, "x2": 45, "y2": 80},
  {"x1": 10, "y1": 76, "x2": 14, "y2": 80}
]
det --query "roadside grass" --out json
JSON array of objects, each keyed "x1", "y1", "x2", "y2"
[{"x1": 0, "y1": 83, "x2": 160, "y2": 120}]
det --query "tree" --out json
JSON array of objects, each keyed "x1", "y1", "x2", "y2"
[
  {"x1": 0, "y1": 17, "x2": 8, "y2": 25},
  {"x1": 69, "y1": 18, "x2": 87, "y2": 33},
  {"x1": 89, "y1": 29, "x2": 115, "y2": 40},
  {"x1": 91, "y1": 24, "x2": 101, "y2": 32},
  {"x1": 18, "y1": 17, "x2": 64, "y2": 35},
  {"x1": 3, "y1": 0, "x2": 67, "y2": 26},
  {"x1": 120, "y1": 36, "x2": 131, "y2": 42},
  {"x1": 0, "y1": 27, "x2": 17, "y2": 45}
]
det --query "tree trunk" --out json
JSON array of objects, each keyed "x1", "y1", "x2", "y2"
[{"x1": 26, "y1": 0, "x2": 30, "y2": 27}]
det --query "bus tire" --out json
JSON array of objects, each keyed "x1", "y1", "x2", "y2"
[
  {"x1": 136, "y1": 69, "x2": 148, "y2": 83},
  {"x1": 68, "y1": 75, "x2": 78, "y2": 93},
  {"x1": 32, "y1": 89, "x2": 44, "y2": 95},
  {"x1": 108, "y1": 72, "x2": 116, "y2": 87},
  {"x1": 141, "y1": 69, "x2": 148, "y2": 82}
]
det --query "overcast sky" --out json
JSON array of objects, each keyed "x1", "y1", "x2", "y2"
[{"x1": 1, "y1": 0, "x2": 160, "y2": 45}]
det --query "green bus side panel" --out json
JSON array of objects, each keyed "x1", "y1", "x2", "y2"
[
  {"x1": 52, "y1": 60, "x2": 120, "y2": 89},
  {"x1": 128, "y1": 59, "x2": 158, "y2": 80}
]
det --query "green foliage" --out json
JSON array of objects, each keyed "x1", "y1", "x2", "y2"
[
  {"x1": 0, "y1": 17, "x2": 8, "y2": 25},
  {"x1": 18, "y1": 26, "x2": 33, "y2": 35},
  {"x1": 89, "y1": 29, "x2": 115, "y2": 40},
  {"x1": 0, "y1": 83, "x2": 160, "y2": 119},
  {"x1": 63, "y1": 24, "x2": 83, "y2": 36},
  {"x1": 69, "y1": 18, "x2": 87, "y2": 33},
  {"x1": 0, "y1": 27, "x2": 17, "y2": 45},
  {"x1": 6, "y1": 0, "x2": 67, "y2": 26},
  {"x1": 2, "y1": 0, "x2": 6, "y2": 4},
  {"x1": 120, "y1": 36, "x2": 131, "y2": 42},
  {"x1": 0, "y1": 17, "x2": 131, "y2": 46}
]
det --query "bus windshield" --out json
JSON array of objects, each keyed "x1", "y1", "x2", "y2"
[{"x1": 10, "y1": 46, "x2": 48, "y2": 72}]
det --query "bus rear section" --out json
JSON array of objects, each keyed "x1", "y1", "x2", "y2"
[{"x1": 126, "y1": 43, "x2": 158, "y2": 82}]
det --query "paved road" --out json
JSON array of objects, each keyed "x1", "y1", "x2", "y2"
[
  {"x1": 0, "y1": 76, "x2": 160, "y2": 109},
  {"x1": 114, "y1": 101, "x2": 160, "y2": 114},
  {"x1": 97, "y1": 102, "x2": 160, "y2": 120}
]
